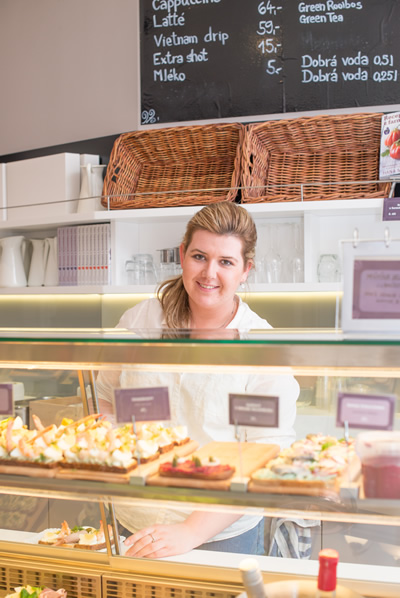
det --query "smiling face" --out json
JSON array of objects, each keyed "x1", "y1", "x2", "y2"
[{"x1": 180, "y1": 230, "x2": 251, "y2": 319}]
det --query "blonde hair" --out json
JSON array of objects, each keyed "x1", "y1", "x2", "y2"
[{"x1": 157, "y1": 202, "x2": 257, "y2": 328}]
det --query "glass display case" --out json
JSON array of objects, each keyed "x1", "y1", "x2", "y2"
[{"x1": 0, "y1": 328, "x2": 400, "y2": 598}]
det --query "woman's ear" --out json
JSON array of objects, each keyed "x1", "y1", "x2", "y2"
[
  {"x1": 242, "y1": 260, "x2": 253, "y2": 281},
  {"x1": 179, "y1": 243, "x2": 185, "y2": 265}
]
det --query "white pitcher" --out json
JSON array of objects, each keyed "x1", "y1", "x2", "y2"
[
  {"x1": 43, "y1": 237, "x2": 58, "y2": 286},
  {"x1": 77, "y1": 163, "x2": 107, "y2": 212},
  {"x1": 27, "y1": 239, "x2": 48, "y2": 287},
  {"x1": 0, "y1": 236, "x2": 28, "y2": 287}
]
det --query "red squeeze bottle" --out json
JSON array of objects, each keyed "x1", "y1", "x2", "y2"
[{"x1": 317, "y1": 549, "x2": 339, "y2": 597}]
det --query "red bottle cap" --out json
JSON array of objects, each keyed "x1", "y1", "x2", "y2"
[{"x1": 318, "y1": 549, "x2": 339, "y2": 592}]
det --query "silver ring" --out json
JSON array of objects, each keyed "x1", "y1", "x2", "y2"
[{"x1": 150, "y1": 533, "x2": 156, "y2": 543}]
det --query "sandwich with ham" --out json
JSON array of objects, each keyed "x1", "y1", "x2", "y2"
[{"x1": 159, "y1": 454, "x2": 235, "y2": 480}]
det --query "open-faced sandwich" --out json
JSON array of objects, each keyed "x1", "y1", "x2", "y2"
[
  {"x1": 58, "y1": 415, "x2": 137, "y2": 474},
  {"x1": 0, "y1": 416, "x2": 62, "y2": 468},
  {"x1": 38, "y1": 519, "x2": 114, "y2": 550},
  {"x1": 19, "y1": 421, "x2": 64, "y2": 467},
  {"x1": 139, "y1": 422, "x2": 190, "y2": 454},
  {"x1": 251, "y1": 433, "x2": 359, "y2": 493},
  {"x1": 133, "y1": 436, "x2": 160, "y2": 463},
  {"x1": 5, "y1": 586, "x2": 67, "y2": 597},
  {"x1": 0, "y1": 416, "x2": 31, "y2": 460},
  {"x1": 159, "y1": 453, "x2": 235, "y2": 480},
  {"x1": 0, "y1": 414, "x2": 194, "y2": 475}
]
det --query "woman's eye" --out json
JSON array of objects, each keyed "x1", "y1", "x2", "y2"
[
  {"x1": 192, "y1": 254, "x2": 205, "y2": 261},
  {"x1": 221, "y1": 259, "x2": 233, "y2": 266}
]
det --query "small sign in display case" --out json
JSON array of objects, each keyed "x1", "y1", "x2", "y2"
[
  {"x1": 113, "y1": 386, "x2": 170, "y2": 424},
  {"x1": 337, "y1": 392, "x2": 395, "y2": 431},
  {"x1": 0, "y1": 384, "x2": 14, "y2": 417},
  {"x1": 229, "y1": 393, "x2": 279, "y2": 428},
  {"x1": 341, "y1": 235, "x2": 400, "y2": 333}
]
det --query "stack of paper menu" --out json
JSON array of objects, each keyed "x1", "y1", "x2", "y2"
[{"x1": 57, "y1": 223, "x2": 111, "y2": 286}]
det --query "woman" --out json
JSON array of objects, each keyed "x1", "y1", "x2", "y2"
[{"x1": 96, "y1": 202, "x2": 299, "y2": 558}]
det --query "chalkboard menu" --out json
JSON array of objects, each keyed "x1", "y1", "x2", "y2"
[{"x1": 140, "y1": 0, "x2": 400, "y2": 125}]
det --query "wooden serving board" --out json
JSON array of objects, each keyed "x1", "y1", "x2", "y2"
[
  {"x1": 146, "y1": 441, "x2": 280, "y2": 491},
  {"x1": 55, "y1": 440, "x2": 199, "y2": 485},
  {"x1": 0, "y1": 463, "x2": 58, "y2": 478},
  {"x1": 248, "y1": 454, "x2": 362, "y2": 498},
  {"x1": 131, "y1": 439, "x2": 199, "y2": 482},
  {"x1": 55, "y1": 466, "x2": 134, "y2": 484}
]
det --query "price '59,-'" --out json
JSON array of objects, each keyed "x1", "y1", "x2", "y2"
[{"x1": 257, "y1": 20, "x2": 280, "y2": 35}]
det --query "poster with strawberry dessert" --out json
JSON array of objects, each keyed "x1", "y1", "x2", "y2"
[{"x1": 380, "y1": 111, "x2": 400, "y2": 179}]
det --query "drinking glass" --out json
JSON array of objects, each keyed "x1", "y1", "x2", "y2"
[
  {"x1": 125, "y1": 260, "x2": 145, "y2": 285},
  {"x1": 126, "y1": 254, "x2": 157, "y2": 285},
  {"x1": 157, "y1": 248, "x2": 179, "y2": 282},
  {"x1": 248, "y1": 258, "x2": 267, "y2": 284},
  {"x1": 289, "y1": 222, "x2": 304, "y2": 282},
  {"x1": 317, "y1": 254, "x2": 341, "y2": 283},
  {"x1": 291, "y1": 256, "x2": 304, "y2": 283},
  {"x1": 157, "y1": 262, "x2": 176, "y2": 282},
  {"x1": 264, "y1": 223, "x2": 283, "y2": 283},
  {"x1": 264, "y1": 255, "x2": 282, "y2": 283}
]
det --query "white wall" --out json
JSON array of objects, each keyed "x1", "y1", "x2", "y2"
[
  {"x1": 0, "y1": 0, "x2": 140, "y2": 155},
  {"x1": 1, "y1": 0, "x2": 399, "y2": 156}
]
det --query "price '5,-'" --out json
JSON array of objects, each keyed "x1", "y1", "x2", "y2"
[{"x1": 266, "y1": 59, "x2": 282, "y2": 76}]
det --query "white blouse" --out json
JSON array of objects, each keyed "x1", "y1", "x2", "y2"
[{"x1": 96, "y1": 297, "x2": 300, "y2": 542}]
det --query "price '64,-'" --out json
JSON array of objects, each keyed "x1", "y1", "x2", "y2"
[{"x1": 258, "y1": 1, "x2": 282, "y2": 16}]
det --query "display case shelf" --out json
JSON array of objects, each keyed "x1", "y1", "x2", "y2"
[
  {"x1": 0, "y1": 329, "x2": 399, "y2": 597},
  {"x1": 0, "y1": 328, "x2": 399, "y2": 371},
  {"x1": 0, "y1": 471, "x2": 399, "y2": 529}
]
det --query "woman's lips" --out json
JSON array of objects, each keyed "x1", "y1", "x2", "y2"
[{"x1": 197, "y1": 281, "x2": 218, "y2": 290}]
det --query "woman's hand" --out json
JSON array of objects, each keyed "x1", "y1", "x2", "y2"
[
  {"x1": 124, "y1": 522, "x2": 199, "y2": 558},
  {"x1": 123, "y1": 511, "x2": 242, "y2": 558}
]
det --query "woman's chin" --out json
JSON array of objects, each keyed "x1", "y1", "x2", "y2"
[{"x1": 193, "y1": 291, "x2": 221, "y2": 304}]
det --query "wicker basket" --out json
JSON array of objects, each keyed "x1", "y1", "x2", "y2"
[
  {"x1": 101, "y1": 123, "x2": 244, "y2": 209},
  {"x1": 241, "y1": 113, "x2": 391, "y2": 203}
]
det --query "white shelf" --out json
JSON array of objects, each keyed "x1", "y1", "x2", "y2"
[
  {"x1": 0, "y1": 205, "x2": 200, "y2": 231},
  {"x1": 0, "y1": 197, "x2": 394, "y2": 297},
  {"x1": 0, "y1": 198, "x2": 386, "y2": 232},
  {"x1": 0, "y1": 283, "x2": 342, "y2": 295},
  {"x1": 243, "y1": 197, "x2": 385, "y2": 216},
  {"x1": 239, "y1": 283, "x2": 343, "y2": 294},
  {"x1": 0, "y1": 285, "x2": 155, "y2": 295}
]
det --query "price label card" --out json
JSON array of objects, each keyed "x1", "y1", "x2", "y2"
[
  {"x1": 353, "y1": 259, "x2": 400, "y2": 319},
  {"x1": 383, "y1": 197, "x2": 400, "y2": 221},
  {"x1": 229, "y1": 394, "x2": 279, "y2": 428},
  {"x1": 113, "y1": 386, "x2": 170, "y2": 424},
  {"x1": 0, "y1": 384, "x2": 14, "y2": 416},
  {"x1": 336, "y1": 392, "x2": 395, "y2": 430},
  {"x1": 341, "y1": 241, "x2": 400, "y2": 332}
]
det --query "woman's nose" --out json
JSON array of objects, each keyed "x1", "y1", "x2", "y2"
[{"x1": 202, "y1": 260, "x2": 217, "y2": 278}]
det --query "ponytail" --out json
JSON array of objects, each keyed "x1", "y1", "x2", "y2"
[{"x1": 158, "y1": 202, "x2": 257, "y2": 329}]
